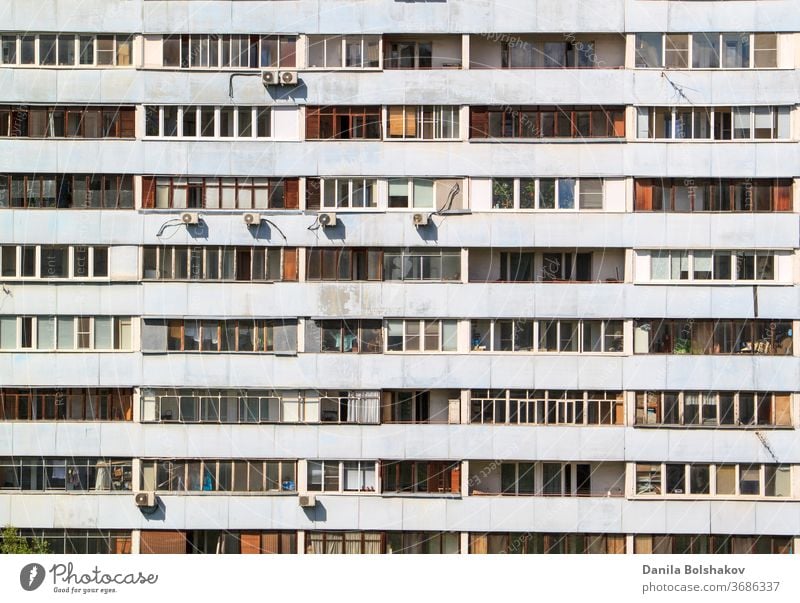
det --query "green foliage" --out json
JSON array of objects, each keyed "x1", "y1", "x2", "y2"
[
  {"x1": 492, "y1": 179, "x2": 514, "y2": 209},
  {"x1": 0, "y1": 526, "x2": 50, "y2": 554}
]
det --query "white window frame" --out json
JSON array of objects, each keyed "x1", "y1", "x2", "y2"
[
  {"x1": 144, "y1": 105, "x2": 273, "y2": 139},
  {"x1": 319, "y1": 177, "x2": 379, "y2": 209},
  {"x1": 646, "y1": 249, "x2": 777, "y2": 283}
]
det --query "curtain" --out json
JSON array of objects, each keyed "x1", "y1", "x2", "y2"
[
  {"x1": 307, "y1": 534, "x2": 324, "y2": 554},
  {"x1": 327, "y1": 534, "x2": 343, "y2": 554},
  {"x1": 94, "y1": 463, "x2": 110, "y2": 490},
  {"x1": 345, "y1": 533, "x2": 362, "y2": 554},
  {"x1": 346, "y1": 391, "x2": 380, "y2": 424},
  {"x1": 364, "y1": 534, "x2": 382, "y2": 554},
  {"x1": 470, "y1": 534, "x2": 488, "y2": 554}
]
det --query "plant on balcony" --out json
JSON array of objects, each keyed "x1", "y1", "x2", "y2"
[
  {"x1": 0, "y1": 526, "x2": 50, "y2": 554},
  {"x1": 492, "y1": 180, "x2": 514, "y2": 209}
]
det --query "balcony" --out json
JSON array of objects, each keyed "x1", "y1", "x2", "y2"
[
  {"x1": 468, "y1": 248, "x2": 625, "y2": 284},
  {"x1": 467, "y1": 460, "x2": 626, "y2": 497},
  {"x1": 383, "y1": 36, "x2": 462, "y2": 70},
  {"x1": 469, "y1": 33, "x2": 625, "y2": 69}
]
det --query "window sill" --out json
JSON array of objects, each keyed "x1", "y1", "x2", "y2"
[
  {"x1": 633, "y1": 424, "x2": 794, "y2": 430},
  {"x1": 633, "y1": 494, "x2": 793, "y2": 501},
  {"x1": 0, "y1": 350, "x2": 132, "y2": 353},
  {"x1": 380, "y1": 492, "x2": 461, "y2": 498},
  {"x1": 0, "y1": 490, "x2": 132, "y2": 495},
  {"x1": 636, "y1": 138, "x2": 793, "y2": 143},
  {"x1": 639, "y1": 281, "x2": 784, "y2": 286},
  {"x1": 470, "y1": 137, "x2": 626, "y2": 143},
  {"x1": 474, "y1": 66, "x2": 624, "y2": 70},
  {"x1": 152, "y1": 491, "x2": 297, "y2": 496}
]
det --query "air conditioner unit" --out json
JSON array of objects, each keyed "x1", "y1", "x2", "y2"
[
  {"x1": 298, "y1": 494, "x2": 317, "y2": 508},
  {"x1": 279, "y1": 70, "x2": 298, "y2": 85},
  {"x1": 180, "y1": 212, "x2": 200, "y2": 225},
  {"x1": 262, "y1": 70, "x2": 279, "y2": 86},
  {"x1": 134, "y1": 491, "x2": 156, "y2": 508},
  {"x1": 318, "y1": 212, "x2": 337, "y2": 227},
  {"x1": 243, "y1": 212, "x2": 261, "y2": 226},
  {"x1": 412, "y1": 212, "x2": 429, "y2": 227}
]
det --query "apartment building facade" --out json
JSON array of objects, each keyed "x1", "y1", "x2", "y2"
[{"x1": 0, "y1": 0, "x2": 799, "y2": 555}]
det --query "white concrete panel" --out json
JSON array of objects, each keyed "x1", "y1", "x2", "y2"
[
  {"x1": 709, "y1": 501, "x2": 758, "y2": 534},
  {"x1": 663, "y1": 500, "x2": 712, "y2": 534}
]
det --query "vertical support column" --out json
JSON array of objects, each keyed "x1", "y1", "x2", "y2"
[
  {"x1": 460, "y1": 389, "x2": 470, "y2": 424},
  {"x1": 461, "y1": 34, "x2": 470, "y2": 69},
  {"x1": 131, "y1": 530, "x2": 141, "y2": 554},
  {"x1": 460, "y1": 531, "x2": 469, "y2": 554},
  {"x1": 297, "y1": 530, "x2": 306, "y2": 554},
  {"x1": 625, "y1": 534, "x2": 635, "y2": 555}
]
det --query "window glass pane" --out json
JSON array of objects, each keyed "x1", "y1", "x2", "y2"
[
  {"x1": 722, "y1": 33, "x2": 749, "y2": 68},
  {"x1": 413, "y1": 179, "x2": 434, "y2": 209},
  {"x1": 692, "y1": 33, "x2": 720, "y2": 68},
  {"x1": 37, "y1": 317, "x2": 55, "y2": 349},
  {"x1": 635, "y1": 33, "x2": 662, "y2": 68},
  {"x1": 388, "y1": 179, "x2": 408, "y2": 208},
  {"x1": 557, "y1": 179, "x2": 575, "y2": 209},
  {"x1": 94, "y1": 317, "x2": 113, "y2": 349}
]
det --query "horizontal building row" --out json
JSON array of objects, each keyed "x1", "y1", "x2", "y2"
[
  {"x1": 0, "y1": 388, "x2": 793, "y2": 429},
  {"x1": 5, "y1": 529, "x2": 796, "y2": 555},
  {"x1": 1, "y1": 104, "x2": 797, "y2": 142},
  {"x1": 0, "y1": 175, "x2": 796, "y2": 214},
  {"x1": 1, "y1": 458, "x2": 796, "y2": 500},
  {"x1": 0, "y1": 317, "x2": 794, "y2": 357}
]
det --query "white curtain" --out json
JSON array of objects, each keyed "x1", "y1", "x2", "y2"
[
  {"x1": 347, "y1": 391, "x2": 380, "y2": 424},
  {"x1": 94, "y1": 463, "x2": 111, "y2": 491}
]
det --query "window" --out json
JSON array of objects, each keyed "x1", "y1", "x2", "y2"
[
  {"x1": 722, "y1": 33, "x2": 749, "y2": 68},
  {"x1": 142, "y1": 246, "x2": 295, "y2": 282},
  {"x1": 163, "y1": 319, "x2": 293, "y2": 353},
  {"x1": 307, "y1": 36, "x2": 380, "y2": 69},
  {"x1": 0, "y1": 317, "x2": 131, "y2": 351},
  {"x1": 664, "y1": 34, "x2": 689, "y2": 69},
  {"x1": 0, "y1": 245, "x2": 110, "y2": 278},
  {"x1": 343, "y1": 461, "x2": 376, "y2": 492},
  {"x1": 647, "y1": 250, "x2": 776, "y2": 282},
  {"x1": 385, "y1": 320, "x2": 458, "y2": 352},
  {"x1": 143, "y1": 389, "x2": 378, "y2": 425},
  {"x1": 636, "y1": 464, "x2": 661, "y2": 494},
  {"x1": 0, "y1": 106, "x2": 134, "y2": 138},
  {"x1": 489, "y1": 177, "x2": 602, "y2": 211},
  {"x1": 307, "y1": 461, "x2": 341, "y2": 492},
  {"x1": 634, "y1": 319, "x2": 792, "y2": 355},
  {"x1": 143, "y1": 177, "x2": 296, "y2": 210},
  {"x1": 765, "y1": 465, "x2": 791, "y2": 497},
  {"x1": 316, "y1": 320, "x2": 382, "y2": 353},
  {"x1": 305, "y1": 248, "x2": 382, "y2": 281},
  {"x1": 387, "y1": 106, "x2": 460, "y2": 139},
  {"x1": 142, "y1": 460, "x2": 295, "y2": 493},
  {"x1": 754, "y1": 34, "x2": 777, "y2": 68},
  {"x1": 305, "y1": 178, "x2": 378, "y2": 209},
  {"x1": 0, "y1": 458, "x2": 132, "y2": 491},
  {"x1": 0, "y1": 34, "x2": 133, "y2": 67},
  {"x1": 471, "y1": 320, "x2": 623, "y2": 353},
  {"x1": 383, "y1": 249, "x2": 460, "y2": 281},
  {"x1": 0, "y1": 390, "x2": 122, "y2": 421},
  {"x1": 497, "y1": 462, "x2": 536, "y2": 495},
  {"x1": 692, "y1": 33, "x2": 720, "y2": 68},
  {"x1": 305, "y1": 106, "x2": 381, "y2": 140},
  {"x1": 381, "y1": 461, "x2": 460, "y2": 494},
  {"x1": 635, "y1": 33, "x2": 662, "y2": 68},
  {"x1": 165, "y1": 35, "x2": 297, "y2": 70},
  {"x1": 635, "y1": 391, "x2": 791, "y2": 428},
  {"x1": 635, "y1": 106, "x2": 790, "y2": 140},
  {"x1": 635, "y1": 178, "x2": 791, "y2": 212},
  {"x1": 471, "y1": 105, "x2": 625, "y2": 139},
  {"x1": 143, "y1": 106, "x2": 271, "y2": 139},
  {"x1": 384, "y1": 41, "x2": 433, "y2": 69}
]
